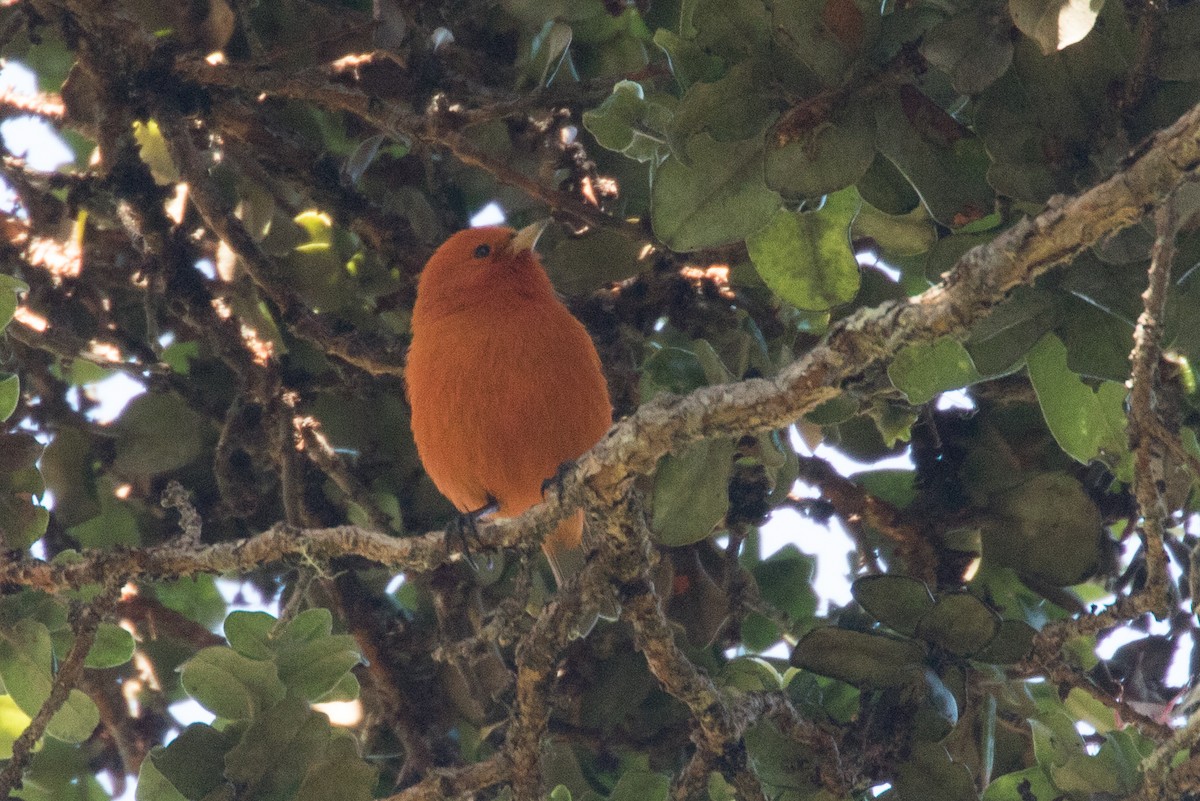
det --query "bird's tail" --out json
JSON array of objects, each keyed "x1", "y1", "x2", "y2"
[
  {"x1": 543, "y1": 511, "x2": 619, "y2": 635},
  {"x1": 543, "y1": 510, "x2": 586, "y2": 589}
]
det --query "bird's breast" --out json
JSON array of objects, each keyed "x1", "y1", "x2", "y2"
[{"x1": 407, "y1": 301, "x2": 611, "y2": 516}]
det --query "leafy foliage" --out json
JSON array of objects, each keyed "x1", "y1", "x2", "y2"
[{"x1": 0, "y1": 0, "x2": 1197, "y2": 799}]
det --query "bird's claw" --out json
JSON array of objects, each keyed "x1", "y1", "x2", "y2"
[
  {"x1": 447, "y1": 498, "x2": 498, "y2": 570},
  {"x1": 541, "y1": 460, "x2": 575, "y2": 506}
]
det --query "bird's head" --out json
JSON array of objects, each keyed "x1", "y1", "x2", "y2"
[{"x1": 414, "y1": 222, "x2": 554, "y2": 317}]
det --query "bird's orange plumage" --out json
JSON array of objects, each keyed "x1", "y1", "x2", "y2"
[{"x1": 406, "y1": 225, "x2": 612, "y2": 585}]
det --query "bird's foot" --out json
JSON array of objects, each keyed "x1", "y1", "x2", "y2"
[
  {"x1": 541, "y1": 460, "x2": 576, "y2": 505},
  {"x1": 446, "y1": 497, "x2": 499, "y2": 570}
]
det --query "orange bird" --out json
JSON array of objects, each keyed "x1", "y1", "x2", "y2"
[{"x1": 406, "y1": 223, "x2": 613, "y2": 587}]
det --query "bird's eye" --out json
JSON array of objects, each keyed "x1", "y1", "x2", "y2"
[{"x1": 473, "y1": 244, "x2": 491, "y2": 259}]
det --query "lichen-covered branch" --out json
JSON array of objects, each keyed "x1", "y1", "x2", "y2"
[
  {"x1": 0, "y1": 102, "x2": 1197, "y2": 595},
  {"x1": 1128, "y1": 196, "x2": 1181, "y2": 612}
]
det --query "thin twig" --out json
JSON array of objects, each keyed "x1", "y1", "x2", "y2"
[
  {"x1": 172, "y1": 57, "x2": 646, "y2": 240},
  {"x1": 0, "y1": 103, "x2": 1199, "y2": 594},
  {"x1": 0, "y1": 584, "x2": 121, "y2": 800},
  {"x1": 378, "y1": 753, "x2": 511, "y2": 801},
  {"x1": 1128, "y1": 195, "x2": 1181, "y2": 617},
  {"x1": 154, "y1": 109, "x2": 410, "y2": 377},
  {"x1": 161, "y1": 480, "x2": 203, "y2": 545},
  {"x1": 296, "y1": 416, "x2": 394, "y2": 533}
]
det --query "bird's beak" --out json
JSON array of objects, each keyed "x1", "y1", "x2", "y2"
[{"x1": 510, "y1": 219, "x2": 552, "y2": 254}]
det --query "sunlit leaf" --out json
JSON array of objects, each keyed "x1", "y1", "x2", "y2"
[
  {"x1": 747, "y1": 189, "x2": 860, "y2": 311},
  {"x1": 652, "y1": 134, "x2": 781, "y2": 251}
]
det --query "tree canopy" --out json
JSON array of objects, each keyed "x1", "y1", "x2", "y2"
[{"x1": 0, "y1": 0, "x2": 1198, "y2": 800}]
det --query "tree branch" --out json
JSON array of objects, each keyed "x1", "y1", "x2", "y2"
[
  {"x1": 171, "y1": 56, "x2": 646, "y2": 240},
  {"x1": 1127, "y1": 195, "x2": 1181, "y2": 616},
  {"x1": 0, "y1": 103, "x2": 1197, "y2": 594},
  {"x1": 0, "y1": 585, "x2": 120, "y2": 800},
  {"x1": 154, "y1": 108, "x2": 410, "y2": 377}
]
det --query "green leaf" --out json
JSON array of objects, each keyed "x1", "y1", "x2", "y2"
[
  {"x1": 854, "y1": 469, "x2": 917, "y2": 509},
  {"x1": 527, "y1": 20, "x2": 573, "y2": 87},
  {"x1": 277, "y1": 608, "x2": 333, "y2": 646},
  {"x1": 907, "y1": 668, "x2": 959, "y2": 742},
  {"x1": 894, "y1": 743, "x2": 979, "y2": 801},
  {"x1": 982, "y1": 767, "x2": 1057, "y2": 801},
  {"x1": 144, "y1": 724, "x2": 236, "y2": 801},
  {"x1": 1010, "y1": 0, "x2": 1104, "y2": 55},
  {"x1": 791, "y1": 627, "x2": 927, "y2": 689},
  {"x1": 974, "y1": 620, "x2": 1037, "y2": 664},
  {"x1": 720, "y1": 657, "x2": 784, "y2": 691},
  {"x1": 772, "y1": 0, "x2": 879, "y2": 86},
  {"x1": 652, "y1": 134, "x2": 781, "y2": 252},
  {"x1": 277, "y1": 633, "x2": 362, "y2": 702},
  {"x1": 112, "y1": 393, "x2": 211, "y2": 479},
  {"x1": 135, "y1": 755, "x2": 190, "y2": 801},
  {"x1": 752, "y1": 545, "x2": 817, "y2": 624},
  {"x1": 857, "y1": 152, "x2": 920, "y2": 214},
  {"x1": 179, "y1": 646, "x2": 285, "y2": 720},
  {"x1": 67, "y1": 478, "x2": 138, "y2": 548},
  {"x1": 153, "y1": 577, "x2": 227, "y2": 631},
  {"x1": 853, "y1": 198, "x2": 938, "y2": 258},
  {"x1": 609, "y1": 769, "x2": 670, "y2": 801},
  {"x1": 766, "y1": 102, "x2": 876, "y2": 198},
  {"x1": 0, "y1": 274, "x2": 28, "y2": 330},
  {"x1": 920, "y1": 9, "x2": 1013, "y2": 94},
  {"x1": 707, "y1": 772, "x2": 738, "y2": 801},
  {"x1": 0, "y1": 694, "x2": 30, "y2": 759},
  {"x1": 316, "y1": 671, "x2": 360, "y2": 704},
  {"x1": 542, "y1": 228, "x2": 645, "y2": 296},
  {"x1": 745, "y1": 720, "x2": 822, "y2": 795},
  {"x1": 1057, "y1": 295, "x2": 1138, "y2": 382},
  {"x1": 650, "y1": 438, "x2": 735, "y2": 545},
  {"x1": 652, "y1": 28, "x2": 723, "y2": 89},
  {"x1": 84, "y1": 623, "x2": 135, "y2": 669},
  {"x1": 40, "y1": 428, "x2": 100, "y2": 530},
  {"x1": 915, "y1": 593, "x2": 1000, "y2": 657},
  {"x1": 865, "y1": 399, "x2": 919, "y2": 447},
  {"x1": 224, "y1": 694, "x2": 331, "y2": 796},
  {"x1": 222, "y1": 609, "x2": 362, "y2": 702},
  {"x1": 1058, "y1": 687, "x2": 1117, "y2": 733},
  {"x1": 874, "y1": 87, "x2": 993, "y2": 227},
  {"x1": 1026, "y1": 334, "x2": 1130, "y2": 477},
  {"x1": 224, "y1": 611, "x2": 276, "y2": 660},
  {"x1": 975, "y1": 28, "x2": 1126, "y2": 203},
  {"x1": 1160, "y1": 4, "x2": 1200, "y2": 80},
  {"x1": 889, "y1": 337, "x2": 982, "y2": 405},
  {"x1": 667, "y1": 61, "x2": 772, "y2": 160},
  {"x1": 640, "y1": 346, "x2": 708, "y2": 400},
  {"x1": 746, "y1": 189, "x2": 861, "y2": 311},
  {"x1": 852, "y1": 575, "x2": 934, "y2": 637},
  {"x1": 223, "y1": 690, "x2": 328, "y2": 791},
  {"x1": 0, "y1": 432, "x2": 48, "y2": 549},
  {"x1": 0, "y1": 620, "x2": 98, "y2": 743},
  {"x1": 965, "y1": 286, "x2": 1058, "y2": 377},
  {"x1": 295, "y1": 735, "x2": 378, "y2": 801},
  {"x1": 582, "y1": 80, "x2": 672, "y2": 163},
  {"x1": 1097, "y1": 728, "x2": 1155, "y2": 793},
  {"x1": 1070, "y1": 743, "x2": 1131, "y2": 795},
  {"x1": 983, "y1": 471, "x2": 1104, "y2": 586},
  {"x1": 161, "y1": 341, "x2": 199, "y2": 375},
  {"x1": 0, "y1": 374, "x2": 18, "y2": 422},
  {"x1": 689, "y1": 0, "x2": 772, "y2": 62}
]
